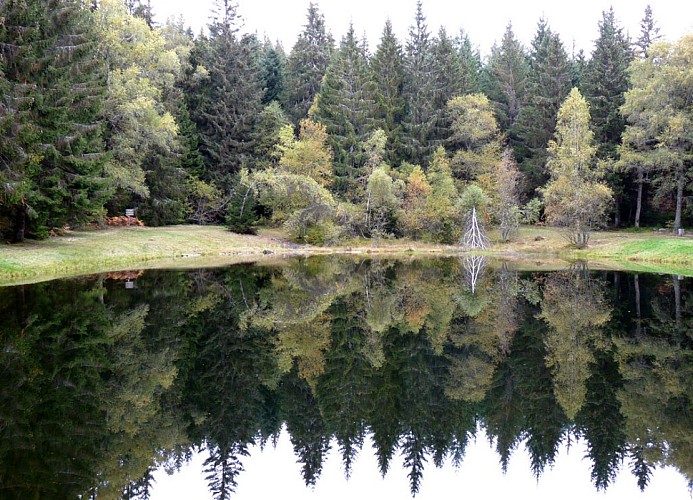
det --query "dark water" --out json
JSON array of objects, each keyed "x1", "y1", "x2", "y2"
[{"x1": 0, "y1": 257, "x2": 691, "y2": 499}]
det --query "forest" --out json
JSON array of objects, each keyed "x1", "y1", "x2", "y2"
[{"x1": 0, "y1": 0, "x2": 691, "y2": 245}]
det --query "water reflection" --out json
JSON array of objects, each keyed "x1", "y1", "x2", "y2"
[{"x1": 0, "y1": 258, "x2": 691, "y2": 499}]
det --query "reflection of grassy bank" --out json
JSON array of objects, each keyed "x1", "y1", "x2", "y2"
[{"x1": 1, "y1": 225, "x2": 691, "y2": 285}]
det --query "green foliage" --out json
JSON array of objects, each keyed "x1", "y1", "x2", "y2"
[
  {"x1": 0, "y1": 0, "x2": 109, "y2": 241},
  {"x1": 447, "y1": 93, "x2": 503, "y2": 183},
  {"x1": 281, "y1": 2, "x2": 334, "y2": 123},
  {"x1": 542, "y1": 88, "x2": 613, "y2": 246},
  {"x1": 481, "y1": 23, "x2": 529, "y2": 132},
  {"x1": 522, "y1": 197, "x2": 544, "y2": 224},
  {"x1": 276, "y1": 119, "x2": 334, "y2": 187},
  {"x1": 313, "y1": 24, "x2": 374, "y2": 199},
  {"x1": 513, "y1": 19, "x2": 572, "y2": 194},
  {"x1": 226, "y1": 170, "x2": 258, "y2": 234},
  {"x1": 621, "y1": 34, "x2": 693, "y2": 231},
  {"x1": 251, "y1": 169, "x2": 336, "y2": 241}
]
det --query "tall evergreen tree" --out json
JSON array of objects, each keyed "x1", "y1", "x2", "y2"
[
  {"x1": 194, "y1": 0, "x2": 263, "y2": 189},
  {"x1": 282, "y1": 3, "x2": 334, "y2": 124},
  {"x1": 582, "y1": 8, "x2": 632, "y2": 225},
  {"x1": 514, "y1": 19, "x2": 572, "y2": 195},
  {"x1": 259, "y1": 39, "x2": 286, "y2": 105},
  {"x1": 0, "y1": 0, "x2": 108, "y2": 241},
  {"x1": 482, "y1": 23, "x2": 528, "y2": 135},
  {"x1": 401, "y1": 1, "x2": 437, "y2": 165},
  {"x1": 430, "y1": 27, "x2": 463, "y2": 143},
  {"x1": 370, "y1": 20, "x2": 406, "y2": 165},
  {"x1": 634, "y1": 5, "x2": 661, "y2": 59},
  {"x1": 456, "y1": 29, "x2": 482, "y2": 95},
  {"x1": 314, "y1": 24, "x2": 375, "y2": 200},
  {"x1": 583, "y1": 8, "x2": 632, "y2": 159}
]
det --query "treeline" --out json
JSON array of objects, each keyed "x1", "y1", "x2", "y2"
[{"x1": 0, "y1": 0, "x2": 691, "y2": 243}]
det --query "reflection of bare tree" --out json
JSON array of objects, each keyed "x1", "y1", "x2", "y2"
[{"x1": 462, "y1": 255, "x2": 487, "y2": 294}]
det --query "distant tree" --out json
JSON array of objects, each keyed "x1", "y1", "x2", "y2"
[
  {"x1": 282, "y1": 3, "x2": 334, "y2": 124},
  {"x1": 542, "y1": 88, "x2": 612, "y2": 247},
  {"x1": 313, "y1": 24, "x2": 374, "y2": 199},
  {"x1": 582, "y1": 8, "x2": 632, "y2": 225},
  {"x1": 430, "y1": 27, "x2": 463, "y2": 143},
  {"x1": 446, "y1": 93, "x2": 503, "y2": 182},
  {"x1": 275, "y1": 119, "x2": 333, "y2": 188},
  {"x1": 259, "y1": 39, "x2": 286, "y2": 105},
  {"x1": 482, "y1": 23, "x2": 529, "y2": 133},
  {"x1": 398, "y1": 166, "x2": 432, "y2": 239},
  {"x1": 401, "y1": 1, "x2": 436, "y2": 164},
  {"x1": 494, "y1": 149, "x2": 522, "y2": 242},
  {"x1": 456, "y1": 29, "x2": 482, "y2": 95},
  {"x1": 514, "y1": 19, "x2": 572, "y2": 195},
  {"x1": 621, "y1": 35, "x2": 693, "y2": 232},
  {"x1": 94, "y1": 0, "x2": 181, "y2": 209},
  {"x1": 194, "y1": 0, "x2": 263, "y2": 189},
  {"x1": 370, "y1": 20, "x2": 406, "y2": 165},
  {"x1": 634, "y1": 5, "x2": 661, "y2": 59}
]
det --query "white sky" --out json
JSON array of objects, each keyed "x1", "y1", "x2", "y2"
[
  {"x1": 150, "y1": 0, "x2": 693, "y2": 57},
  {"x1": 150, "y1": 427, "x2": 692, "y2": 500}
]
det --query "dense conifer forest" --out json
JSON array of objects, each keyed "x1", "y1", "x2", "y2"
[{"x1": 1, "y1": 0, "x2": 691, "y2": 245}]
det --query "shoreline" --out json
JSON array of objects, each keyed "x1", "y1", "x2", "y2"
[{"x1": 1, "y1": 225, "x2": 691, "y2": 285}]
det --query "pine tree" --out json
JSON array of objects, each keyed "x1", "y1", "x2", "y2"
[
  {"x1": 583, "y1": 8, "x2": 632, "y2": 159},
  {"x1": 282, "y1": 3, "x2": 334, "y2": 124},
  {"x1": 634, "y1": 5, "x2": 661, "y2": 59},
  {"x1": 1, "y1": 0, "x2": 109, "y2": 241},
  {"x1": 370, "y1": 20, "x2": 406, "y2": 165},
  {"x1": 582, "y1": 8, "x2": 632, "y2": 225},
  {"x1": 313, "y1": 24, "x2": 375, "y2": 200},
  {"x1": 457, "y1": 29, "x2": 482, "y2": 95},
  {"x1": 430, "y1": 27, "x2": 463, "y2": 143},
  {"x1": 482, "y1": 23, "x2": 528, "y2": 135},
  {"x1": 195, "y1": 0, "x2": 263, "y2": 189},
  {"x1": 514, "y1": 19, "x2": 572, "y2": 195},
  {"x1": 401, "y1": 1, "x2": 436, "y2": 165},
  {"x1": 259, "y1": 39, "x2": 286, "y2": 105}
]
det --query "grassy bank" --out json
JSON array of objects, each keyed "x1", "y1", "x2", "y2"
[{"x1": 0, "y1": 225, "x2": 691, "y2": 285}]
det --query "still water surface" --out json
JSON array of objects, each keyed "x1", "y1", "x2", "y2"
[{"x1": 0, "y1": 257, "x2": 690, "y2": 498}]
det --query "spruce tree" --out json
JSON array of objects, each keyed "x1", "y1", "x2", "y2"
[
  {"x1": 259, "y1": 39, "x2": 286, "y2": 105},
  {"x1": 457, "y1": 29, "x2": 482, "y2": 95},
  {"x1": 482, "y1": 23, "x2": 529, "y2": 134},
  {"x1": 582, "y1": 8, "x2": 632, "y2": 224},
  {"x1": 282, "y1": 3, "x2": 334, "y2": 124},
  {"x1": 402, "y1": 1, "x2": 436, "y2": 165},
  {"x1": 514, "y1": 19, "x2": 572, "y2": 195},
  {"x1": 313, "y1": 24, "x2": 375, "y2": 200},
  {"x1": 195, "y1": 0, "x2": 263, "y2": 189},
  {"x1": 370, "y1": 20, "x2": 406, "y2": 165},
  {"x1": 1, "y1": 0, "x2": 109, "y2": 241},
  {"x1": 634, "y1": 5, "x2": 661, "y2": 59},
  {"x1": 583, "y1": 8, "x2": 632, "y2": 159},
  {"x1": 430, "y1": 28, "x2": 463, "y2": 142}
]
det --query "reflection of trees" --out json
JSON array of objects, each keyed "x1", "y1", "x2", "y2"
[
  {"x1": 614, "y1": 275, "x2": 693, "y2": 489},
  {"x1": 539, "y1": 265, "x2": 612, "y2": 420},
  {"x1": 0, "y1": 263, "x2": 691, "y2": 498}
]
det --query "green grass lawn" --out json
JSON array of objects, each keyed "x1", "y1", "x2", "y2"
[{"x1": 1, "y1": 224, "x2": 691, "y2": 285}]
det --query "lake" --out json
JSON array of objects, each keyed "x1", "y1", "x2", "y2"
[{"x1": 0, "y1": 256, "x2": 690, "y2": 499}]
